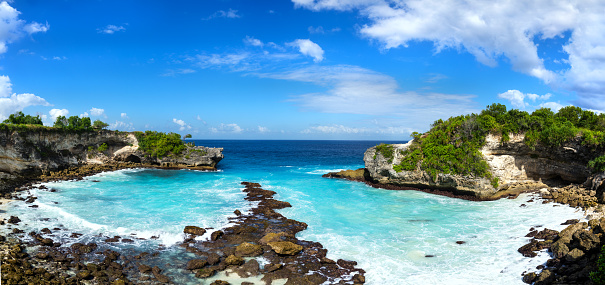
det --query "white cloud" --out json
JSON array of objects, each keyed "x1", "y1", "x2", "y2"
[
  {"x1": 308, "y1": 26, "x2": 341, "y2": 34},
  {"x1": 0, "y1": 75, "x2": 11, "y2": 97},
  {"x1": 79, "y1": 112, "x2": 89, "y2": 118},
  {"x1": 210, "y1": 123, "x2": 243, "y2": 133},
  {"x1": 294, "y1": 0, "x2": 605, "y2": 111},
  {"x1": 498, "y1": 90, "x2": 552, "y2": 109},
  {"x1": 173, "y1": 118, "x2": 192, "y2": 131},
  {"x1": 121, "y1": 113, "x2": 129, "y2": 119},
  {"x1": 89, "y1": 107, "x2": 106, "y2": 118},
  {"x1": 203, "y1": 9, "x2": 241, "y2": 20},
  {"x1": 539, "y1": 101, "x2": 566, "y2": 111},
  {"x1": 288, "y1": 39, "x2": 324, "y2": 62},
  {"x1": 24, "y1": 21, "x2": 49, "y2": 34},
  {"x1": 109, "y1": 120, "x2": 135, "y2": 131},
  {"x1": 302, "y1": 125, "x2": 367, "y2": 134},
  {"x1": 161, "y1": 68, "x2": 197, "y2": 77},
  {"x1": 97, "y1": 24, "x2": 126, "y2": 34},
  {"x1": 194, "y1": 53, "x2": 251, "y2": 69},
  {"x1": 52, "y1": 56, "x2": 67, "y2": 60},
  {"x1": 425, "y1": 73, "x2": 447, "y2": 84},
  {"x1": 260, "y1": 65, "x2": 477, "y2": 131},
  {"x1": 0, "y1": 2, "x2": 49, "y2": 54},
  {"x1": 0, "y1": 75, "x2": 51, "y2": 121},
  {"x1": 49, "y1": 108, "x2": 69, "y2": 123},
  {"x1": 244, "y1": 36, "x2": 263, "y2": 47},
  {"x1": 301, "y1": 124, "x2": 413, "y2": 135},
  {"x1": 258, "y1": 126, "x2": 270, "y2": 133}
]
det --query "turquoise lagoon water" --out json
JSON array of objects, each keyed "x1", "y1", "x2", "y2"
[{"x1": 5, "y1": 140, "x2": 586, "y2": 284}]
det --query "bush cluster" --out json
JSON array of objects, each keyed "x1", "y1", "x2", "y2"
[
  {"x1": 2, "y1": 111, "x2": 43, "y2": 125},
  {"x1": 382, "y1": 103, "x2": 605, "y2": 184},
  {"x1": 134, "y1": 131, "x2": 185, "y2": 158}
]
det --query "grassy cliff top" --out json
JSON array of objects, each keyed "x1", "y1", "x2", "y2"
[{"x1": 375, "y1": 103, "x2": 605, "y2": 186}]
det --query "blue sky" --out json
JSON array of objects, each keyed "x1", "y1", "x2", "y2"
[{"x1": 1, "y1": 0, "x2": 604, "y2": 140}]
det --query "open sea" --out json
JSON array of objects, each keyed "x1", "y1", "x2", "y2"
[{"x1": 3, "y1": 140, "x2": 586, "y2": 284}]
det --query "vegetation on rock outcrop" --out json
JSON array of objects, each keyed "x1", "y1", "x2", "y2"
[
  {"x1": 134, "y1": 131, "x2": 185, "y2": 158},
  {"x1": 378, "y1": 103, "x2": 605, "y2": 186}
]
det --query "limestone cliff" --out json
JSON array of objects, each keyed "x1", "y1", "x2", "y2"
[
  {"x1": 0, "y1": 129, "x2": 223, "y2": 192},
  {"x1": 364, "y1": 134, "x2": 603, "y2": 199}
]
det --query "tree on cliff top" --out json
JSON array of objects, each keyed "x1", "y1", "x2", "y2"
[
  {"x1": 53, "y1": 115, "x2": 92, "y2": 130},
  {"x1": 92, "y1": 120, "x2": 109, "y2": 130},
  {"x1": 2, "y1": 111, "x2": 43, "y2": 125}
]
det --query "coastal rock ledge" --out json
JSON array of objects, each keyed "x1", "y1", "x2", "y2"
[
  {"x1": 326, "y1": 134, "x2": 605, "y2": 201},
  {"x1": 0, "y1": 129, "x2": 223, "y2": 193}
]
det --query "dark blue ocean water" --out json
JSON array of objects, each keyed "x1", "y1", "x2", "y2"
[{"x1": 3, "y1": 140, "x2": 584, "y2": 284}]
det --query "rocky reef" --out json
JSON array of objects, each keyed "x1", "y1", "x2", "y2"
[
  {"x1": 519, "y1": 218, "x2": 605, "y2": 284},
  {"x1": 180, "y1": 182, "x2": 366, "y2": 284},
  {"x1": 0, "y1": 128, "x2": 223, "y2": 194}
]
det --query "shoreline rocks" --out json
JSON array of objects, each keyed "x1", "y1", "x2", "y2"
[
  {"x1": 180, "y1": 182, "x2": 366, "y2": 284},
  {"x1": 520, "y1": 218, "x2": 605, "y2": 284}
]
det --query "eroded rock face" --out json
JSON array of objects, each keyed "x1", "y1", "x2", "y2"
[
  {"x1": 481, "y1": 134, "x2": 594, "y2": 185},
  {"x1": 364, "y1": 141, "x2": 497, "y2": 198},
  {"x1": 363, "y1": 134, "x2": 602, "y2": 199},
  {"x1": 0, "y1": 130, "x2": 223, "y2": 193}
]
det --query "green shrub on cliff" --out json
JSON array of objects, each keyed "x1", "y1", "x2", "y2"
[
  {"x1": 3, "y1": 111, "x2": 44, "y2": 125},
  {"x1": 134, "y1": 131, "x2": 185, "y2": 158},
  {"x1": 589, "y1": 155, "x2": 605, "y2": 173},
  {"x1": 374, "y1": 143, "x2": 395, "y2": 163},
  {"x1": 387, "y1": 103, "x2": 605, "y2": 185},
  {"x1": 591, "y1": 245, "x2": 605, "y2": 284}
]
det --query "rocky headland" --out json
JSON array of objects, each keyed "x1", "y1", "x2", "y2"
[
  {"x1": 323, "y1": 132, "x2": 605, "y2": 283},
  {"x1": 0, "y1": 128, "x2": 224, "y2": 195}
]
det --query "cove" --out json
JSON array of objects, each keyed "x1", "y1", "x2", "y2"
[{"x1": 3, "y1": 140, "x2": 586, "y2": 284}]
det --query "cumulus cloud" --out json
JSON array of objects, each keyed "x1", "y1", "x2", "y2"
[
  {"x1": 0, "y1": 75, "x2": 51, "y2": 121},
  {"x1": 288, "y1": 39, "x2": 324, "y2": 62},
  {"x1": 258, "y1": 126, "x2": 270, "y2": 133},
  {"x1": 89, "y1": 107, "x2": 106, "y2": 118},
  {"x1": 97, "y1": 24, "x2": 126, "y2": 34},
  {"x1": 24, "y1": 21, "x2": 50, "y2": 34},
  {"x1": 259, "y1": 65, "x2": 477, "y2": 130},
  {"x1": 211, "y1": 123, "x2": 243, "y2": 133},
  {"x1": 293, "y1": 0, "x2": 605, "y2": 111},
  {"x1": 49, "y1": 108, "x2": 69, "y2": 122},
  {"x1": 173, "y1": 118, "x2": 192, "y2": 131},
  {"x1": 203, "y1": 9, "x2": 241, "y2": 20},
  {"x1": 498, "y1": 90, "x2": 552, "y2": 109},
  {"x1": 121, "y1": 113, "x2": 129, "y2": 119},
  {"x1": 79, "y1": 112, "x2": 89, "y2": 118},
  {"x1": 539, "y1": 101, "x2": 566, "y2": 111},
  {"x1": 0, "y1": 2, "x2": 49, "y2": 54}
]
